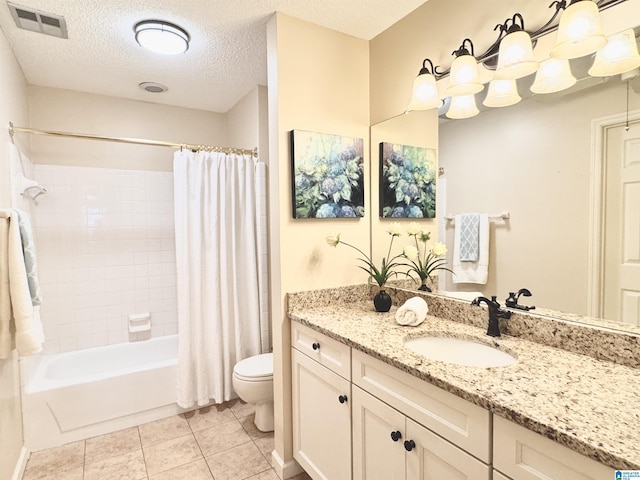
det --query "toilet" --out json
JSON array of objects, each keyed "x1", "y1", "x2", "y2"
[{"x1": 232, "y1": 352, "x2": 274, "y2": 432}]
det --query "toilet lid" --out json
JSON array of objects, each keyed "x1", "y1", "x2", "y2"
[{"x1": 234, "y1": 352, "x2": 273, "y2": 380}]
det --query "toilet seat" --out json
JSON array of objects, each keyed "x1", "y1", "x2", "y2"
[{"x1": 233, "y1": 353, "x2": 273, "y2": 382}]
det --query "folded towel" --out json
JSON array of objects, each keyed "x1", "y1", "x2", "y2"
[
  {"x1": 458, "y1": 213, "x2": 480, "y2": 262},
  {"x1": 14, "y1": 209, "x2": 41, "y2": 306},
  {"x1": 453, "y1": 213, "x2": 489, "y2": 284},
  {"x1": 395, "y1": 296, "x2": 429, "y2": 327}
]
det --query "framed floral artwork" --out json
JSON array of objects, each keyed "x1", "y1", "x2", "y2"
[
  {"x1": 379, "y1": 142, "x2": 436, "y2": 218},
  {"x1": 290, "y1": 130, "x2": 365, "y2": 219}
]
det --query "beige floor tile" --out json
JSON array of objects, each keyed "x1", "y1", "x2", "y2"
[
  {"x1": 85, "y1": 426, "x2": 141, "y2": 464},
  {"x1": 253, "y1": 434, "x2": 275, "y2": 464},
  {"x1": 23, "y1": 441, "x2": 85, "y2": 480},
  {"x1": 183, "y1": 404, "x2": 236, "y2": 432},
  {"x1": 204, "y1": 441, "x2": 271, "y2": 480},
  {"x1": 143, "y1": 433, "x2": 203, "y2": 476},
  {"x1": 228, "y1": 398, "x2": 254, "y2": 418},
  {"x1": 23, "y1": 466, "x2": 84, "y2": 480},
  {"x1": 148, "y1": 459, "x2": 213, "y2": 480},
  {"x1": 193, "y1": 418, "x2": 252, "y2": 456},
  {"x1": 139, "y1": 415, "x2": 191, "y2": 447},
  {"x1": 84, "y1": 449, "x2": 146, "y2": 480},
  {"x1": 246, "y1": 468, "x2": 280, "y2": 480}
]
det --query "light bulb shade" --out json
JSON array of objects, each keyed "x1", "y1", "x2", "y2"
[
  {"x1": 496, "y1": 30, "x2": 539, "y2": 79},
  {"x1": 135, "y1": 20, "x2": 190, "y2": 55},
  {"x1": 446, "y1": 94, "x2": 479, "y2": 119},
  {"x1": 588, "y1": 29, "x2": 640, "y2": 77},
  {"x1": 483, "y1": 79, "x2": 521, "y2": 108},
  {"x1": 445, "y1": 54, "x2": 484, "y2": 96},
  {"x1": 551, "y1": 0, "x2": 606, "y2": 59},
  {"x1": 407, "y1": 73, "x2": 441, "y2": 111},
  {"x1": 530, "y1": 58, "x2": 577, "y2": 94}
]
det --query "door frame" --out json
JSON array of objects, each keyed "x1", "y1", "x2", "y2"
[{"x1": 589, "y1": 108, "x2": 640, "y2": 317}]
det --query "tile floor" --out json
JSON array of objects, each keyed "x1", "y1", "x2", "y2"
[{"x1": 22, "y1": 399, "x2": 312, "y2": 480}]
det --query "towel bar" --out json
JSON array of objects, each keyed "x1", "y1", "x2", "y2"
[{"x1": 445, "y1": 212, "x2": 509, "y2": 221}]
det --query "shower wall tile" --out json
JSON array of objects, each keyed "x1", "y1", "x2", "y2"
[{"x1": 33, "y1": 165, "x2": 177, "y2": 354}]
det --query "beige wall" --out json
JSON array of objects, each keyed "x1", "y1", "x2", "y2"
[
  {"x1": 267, "y1": 13, "x2": 369, "y2": 477},
  {"x1": 0, "y1": 26, "x2": 29, "y2": 480}
]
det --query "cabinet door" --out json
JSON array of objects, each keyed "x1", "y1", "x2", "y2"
[
  {"x1": 405, "y1": 418, "x2": 490, "y2": 480},
  {"x1": 292, "y1": 348, "x2": 351, "y2": 480},
  {"x1": 352, "y1": 386, "x2": 406, "y2": 480},
  {"x1": 494, "y1": 470, "x2": 513, "y2": 480}
]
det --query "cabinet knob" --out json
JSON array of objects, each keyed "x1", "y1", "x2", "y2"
[
  {"x1": 338, "y1": 394, "x2": 348, "y2": 404},
  {"x1": 404, "y1": 440, "x2": 416, "y2": 452},
  {"x1": 312, "y1": 342, "x2": 320, "y2": 350},
  {"x1": 390, "y1": 431, "x2": 402, "y2": 442}
]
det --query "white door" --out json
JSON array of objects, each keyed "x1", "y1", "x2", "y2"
[{"x1": 603, "y1": 120, "x2": 640, "y2": 325}]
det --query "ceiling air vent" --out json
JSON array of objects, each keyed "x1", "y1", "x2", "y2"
[{"x1": 8, "y1": 2, "x2": 68, "y2": 39}]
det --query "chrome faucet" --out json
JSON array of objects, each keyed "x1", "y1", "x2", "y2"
[{"x1": 471, "y1": 296, "x2": 512, "y2": 337}]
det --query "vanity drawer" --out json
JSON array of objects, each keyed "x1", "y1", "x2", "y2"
[
  {"x1": 493, "y1": 415, "x2": 614, "y2": 480},
  {"x1": 291, "y1": 322, "x2": 351, "y2": 380},
  {"x1": 352, "y1": 349, "x2": 490, "y2": 462}
]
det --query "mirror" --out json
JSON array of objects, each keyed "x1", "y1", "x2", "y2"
[{"x1": 369, "y1": 6, "x2": 640, "y2": 332}]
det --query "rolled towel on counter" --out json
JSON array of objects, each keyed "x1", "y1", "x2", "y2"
[{"x1": 395, "y1": 296, "x2": 429, "y2": 327}]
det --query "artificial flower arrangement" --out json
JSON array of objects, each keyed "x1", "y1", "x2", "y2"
[{"x1": 402, "y1": 222, "x2": 451, "y2": 291}]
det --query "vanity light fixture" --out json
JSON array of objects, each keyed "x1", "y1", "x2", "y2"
[
  {"x1": 550, "y1": 0, "x2": 607, "y2": 59},
  {"x1": 407, "y1": 59, "x2": 443, "y2": 111},
  {"x1": 446, "y1": 94, "x2": 480, "y2": 119},
  {"x1": 483, "y1": 79, "x2": 521, "y2": 108},
  {"x1": 495, "y1": 14, "x2": 539, "y2": 80},
  {"x1": 588, "y1": 29, "x2": 640, "y2": 77},
  {"x1": 446, "y1": 39, "x2": 484, "y2": 96},
  {"x1": 134, "y1": 20, "x2": 190, "y2": 55},
  {"x1": 530, "y1": 58, "x2": 577, "y2": 94}
]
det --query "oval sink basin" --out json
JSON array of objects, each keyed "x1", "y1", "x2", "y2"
[{"x1": 404, "y1": 336, "x2": 517, "y2": 368}]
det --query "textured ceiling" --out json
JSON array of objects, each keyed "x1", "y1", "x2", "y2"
[{"x1": 0, "y1": 0, "x2": 428, "y2": 113}]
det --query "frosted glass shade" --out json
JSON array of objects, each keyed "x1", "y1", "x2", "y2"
[
  {"x1": 588, "y1": 29, "x2": 640, "y2": 77},
  {"x1": 446, "y1": 95, "x2": 479, "y2": 119},
  {"x1": 407, "y1": 72, "x2": 441, "y2": 110},
  {"x1": 496, "y1": 30, "x2": 539, "y2": 80},
  {"x1": 483, "y1": 79, "x2": 521, "y2": 108},
  {"x1": 530, "y1": 58, "x2": 577, "y2": 94},
  {"x1": 135, "y1": 21, "x2": 190, "y2": 55},
  {"x1": 551, "y1": 0, "x2": 606, "y2": 59},
  {"x1": 445, "y1": 55, "x2": 484, "y2": 96}
]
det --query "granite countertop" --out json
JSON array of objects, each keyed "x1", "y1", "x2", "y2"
[{"x1": 288, "y1": 300, "x2": 640, "y2": 471}]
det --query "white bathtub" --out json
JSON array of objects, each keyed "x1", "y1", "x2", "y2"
[{"x1": 21, "y1": 335, "x2": 182, "y2": 451}]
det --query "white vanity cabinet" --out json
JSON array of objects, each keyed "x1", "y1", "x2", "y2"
[
  {"x1": 291, "y1": 323, "x2": 352, "y2": 480},
  {"x1": 493, "y1": 416, "x2": 615, "y2": 480}
]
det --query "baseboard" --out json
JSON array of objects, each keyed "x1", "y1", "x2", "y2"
[
  {"x1": 11, "y1": 446, "x2": 29, "y2": 480},
  {"x1": 271, "y1": 450, "x2": 304, "y2": 479}
]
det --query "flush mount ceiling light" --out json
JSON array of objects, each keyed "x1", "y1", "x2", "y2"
[{"x1": 134, "y1": 20, "x2": 190, "y2": 55}]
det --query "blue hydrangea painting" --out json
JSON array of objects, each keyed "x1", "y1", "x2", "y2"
[
  {"x1": 380, "y1": 142, "x2": 436, "y2": 218},
  {"x1": 291, "y1": 130, "x2": 365, "y2": 219}
]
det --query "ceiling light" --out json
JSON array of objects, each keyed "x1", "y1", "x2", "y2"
[
  {"x1": 530, "y1": 58, "x2": 577, "y2": 94},
  {"x1": 446, "y1": 39, "x2": 484, "y2": 96},
  {"x1": 483, "y1": 79, "x2": 521, "y2": 108},
  {"x1": 139, "y1": 82, "x2": 168, "y2": 93},
  {"x1": 407, "y1": 59, "x2": 442, "y2": 111},
  {"x1": 446, "y1": 94, "x2": 479, "y2": 119},
  {"x1": 134, "y1": 20, "x2": 190, "y2": 55},
  {"x1": 495, "y1": 14, "x2": 538, "y2": 80},
  {"x1": 551, "y1": 0, "x2": 607, "y2": 59},
  {"x1": 588, "y1": 29, "x2": 640, "y2": 77}
]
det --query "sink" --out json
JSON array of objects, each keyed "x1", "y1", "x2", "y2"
[{"x1": 404, "y1": 335, "x2": 517, "y2": 368}]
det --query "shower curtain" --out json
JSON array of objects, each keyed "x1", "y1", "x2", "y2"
[{"x1": 173, "y1": 149, "x2": 267, "y2": 408}]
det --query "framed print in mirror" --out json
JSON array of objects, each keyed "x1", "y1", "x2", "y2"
[
  {"x1": 290, "y1": 130, "x2": 365, "y2": 219},
  {"x1": 379, "y1": 142, "x2": 436, "y2": 218}
]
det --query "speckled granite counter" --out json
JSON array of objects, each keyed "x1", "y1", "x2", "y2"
[{"x1": 288, "y1": 288, "x2": 640, "y2": 471}]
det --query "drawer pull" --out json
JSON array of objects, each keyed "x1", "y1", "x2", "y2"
[
  {"x1": 390, "y1": 431, "x2": 402, "y2": 442},
  {"x1": 312, "y1": 342, "x2": 320, "y2": 350},
  {"x1": 404, "y1": 440, "x2": 416, "y2": 452},
  {"x1": 338, "y1": 394, "x2": 348, "y2": 404}
]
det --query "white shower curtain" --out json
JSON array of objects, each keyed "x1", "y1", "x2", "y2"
[{"x1": 173, "y1": 149, "x2": 266, "y2": 408}]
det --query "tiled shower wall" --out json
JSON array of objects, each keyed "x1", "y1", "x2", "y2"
[{"x1": 32, "y1": 165, "x2": 177, "y2": 354}]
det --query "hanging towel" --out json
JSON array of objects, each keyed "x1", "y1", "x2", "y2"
[
  {"x1": 14, "y1": 209, "x2": 41, "y2": 305},
  {"x1": 453, "y1": 213, "x2": 490, "y2": 284},
  {"x1": 458, "y1": 213, "x2": 480, "y2": 262},
  {"x1": 0, "y1": 217, "x2": 12, "y2": 358},
  {"x1": 395, "y1": 296, "x2": 429, "y2": 327}
]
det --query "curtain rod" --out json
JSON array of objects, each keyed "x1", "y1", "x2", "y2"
[{"x1": 7, "y1": 122, "x2": 258, "y2": 157}]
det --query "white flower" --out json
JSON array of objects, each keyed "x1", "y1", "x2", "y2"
[
  {"x1": 406, "y1": 222, "x2": 421, "y2": 236},
  {"x1": 326, "y1": 234, "x2": 340, "y2": 247},
  {"x1": 431, "y1": 242, "x2": 447, "y2": 257},
  {"x1": 386, "y1": 222, "x2": 402, "y2": 237},
  {"x1": 403, "y1": 244, "x2": 419, "y2": 259}
]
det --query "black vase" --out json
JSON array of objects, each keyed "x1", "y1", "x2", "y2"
[
  {"x1": 418, "y1": 279, "x2": 432, "y2": 292},
  {"x1": 373, "y1": 289, "x2": 392, "y2": 312}
]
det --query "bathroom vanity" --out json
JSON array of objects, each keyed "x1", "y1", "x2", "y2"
[{"x1": 288, "y1": 286, "x2": 640, "y2": 479}]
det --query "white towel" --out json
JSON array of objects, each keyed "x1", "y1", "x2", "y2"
[
  {"x1": 395, "y1": 296, "x2": 429, "y2": 327},
  {"x1": 453, "y1": 213, "x2": 489, "y2": 284},
  {"x1": 0, "y1": 218, "x2": 13, "y2": 358},
  {"x1": 15, "y1": 209, "x2": 42, "y2": 306}
]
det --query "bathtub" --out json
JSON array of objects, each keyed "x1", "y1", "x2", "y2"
[{"x1": 21, "y1": 335, "x2": 182, "y2": 451}]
